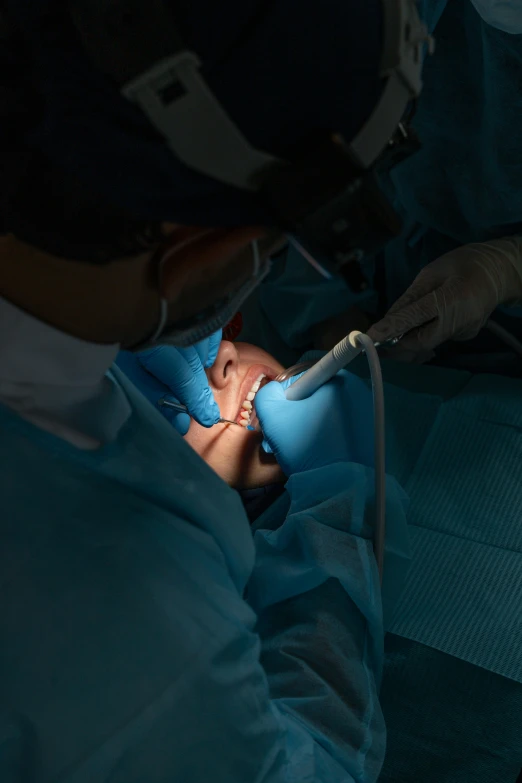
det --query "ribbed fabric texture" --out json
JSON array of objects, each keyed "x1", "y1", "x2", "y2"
[{"x1": 382, "y1": 371, "x2": 522, "y2": 683}]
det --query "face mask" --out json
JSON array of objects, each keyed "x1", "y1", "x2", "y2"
[
  {"x1": 469, "y1": 0, "x2": 522, "y2": 34},
  {"x1": 133, "y1": 239, "x2": 271, "y2": 350}
]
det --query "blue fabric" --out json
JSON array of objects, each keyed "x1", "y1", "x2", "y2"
[
  {"x1": 392, "y1": 527, "x2": 522, "y2": 681},
  {"x1": 6, "y1": 0, "x2": 384, "y2": 226},
  {"x1": 0, "y1": 365, "x2": 409, "y2": 782},
  {"x1": 384, "y1": 371, "x2": 522, "y2": 681},
  {"x1": 240, "y1": 484, "x2": 285, "y2": 523},
  {"x1": 251, "y1": 470, "x2": 411, "y2": 635},
  {"x1": 380, "y1": 636, "x2": 522, "y2": 783},
  {"x1": 342, "y1": 360, "x2": 522, "y2": 683}
]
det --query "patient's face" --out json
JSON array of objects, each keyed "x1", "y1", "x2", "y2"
[{"x1": 184, "y1": 340, "x2": 286, "y2": 488}]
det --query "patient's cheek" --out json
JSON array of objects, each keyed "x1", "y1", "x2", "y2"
[
  {"x1": 183, "y1": 419, "x2": 213, "y2": 455},
  {"x1": 182, "y1": 412, "x2": 284, "y2": 489},
  {"x1": 183, "y1": 419, "x2": 240, "y2": 466}
]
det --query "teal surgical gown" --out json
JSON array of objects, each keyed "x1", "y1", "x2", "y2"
[{"x1": 0, "y1": 366, "x2": 408, "y2": 783}]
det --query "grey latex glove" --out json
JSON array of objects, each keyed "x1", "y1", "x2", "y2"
[{"x1": 368, "y1": 238, "x2": 522, "y2": 361}]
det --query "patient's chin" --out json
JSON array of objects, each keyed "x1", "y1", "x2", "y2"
[
  {"x1": 258, "y1": 447, "x2": 280, "y2": 468},
  {"x1": 184, "y1": 417, "x2": 285, "y2": 490},
  {"x1": 232, "y1": 439, "x2": 286, "y2": 490}
]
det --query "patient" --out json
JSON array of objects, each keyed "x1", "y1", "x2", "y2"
[{"x1": 183, "y1": 340, "x2": 287, "y2": 489}]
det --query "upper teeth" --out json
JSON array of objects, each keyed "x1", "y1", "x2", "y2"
[{"x1": 239, "y1": 374, "x2": 265, "y2": 426}]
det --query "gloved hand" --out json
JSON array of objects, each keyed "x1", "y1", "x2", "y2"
[
  {"x1": 368, "y1": 238, "x2": 522, "y2": 362},
  {"x1": 255, "y1": 370, "x2": 374, "y2": 476},
  {"x1": 116, "y1": 331, "x2": 222, "y2": 435}
]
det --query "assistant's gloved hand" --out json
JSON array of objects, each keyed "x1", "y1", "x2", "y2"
[
  {"x1": 368, "y1": 238, "x2": 522, "y2": 362},
  {"x1": 255, "y1": 370, "x2": 374, "y2": 476},
  {"x1": 116, "y1": 331, "x2": 222, "y2": 435}
]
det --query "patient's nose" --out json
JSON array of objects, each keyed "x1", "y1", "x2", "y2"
[{"x1": 207, "y1": 340, "x2": 240, "y2": 390}]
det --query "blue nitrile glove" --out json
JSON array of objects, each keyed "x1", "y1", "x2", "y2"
[
  {"x1": 116, "y1": 331, "x2": 222, "y2": 435},
  {"x1": 255, "y1": 370, "x2": 374, "y2": 476}
]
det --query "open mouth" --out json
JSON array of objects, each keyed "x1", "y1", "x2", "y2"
[{"x1": 235, "y1": 365, "x2": 277, "y2": 427}]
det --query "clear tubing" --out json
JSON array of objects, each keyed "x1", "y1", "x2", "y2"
[{"x1": 354, "y1": 334, "x2": 386, "y2": 583}]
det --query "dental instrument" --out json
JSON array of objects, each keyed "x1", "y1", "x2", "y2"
[
  {"x1": 373, "y1": 335, "x2": 403, "y2": 349},
  {"x1": 287, "y1": 235, "x2": 333, "y2": 280},
  {"x1": 158, "y1": 398, "x2": 256, "y2": 430}
]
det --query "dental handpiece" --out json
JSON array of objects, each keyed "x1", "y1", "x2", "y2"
[
  {"x1": 373, "y1": 336, "x2": 402, "y2": 349},
  {"x1": 158, "y1": 398, "x2": 253, "y2": 429},
  {"x1": 284, "y1": 333, "x2": 402, "y2": 401},
  {"x1": 285, "y1": 332, "x2": 364, "y2": 401}
]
